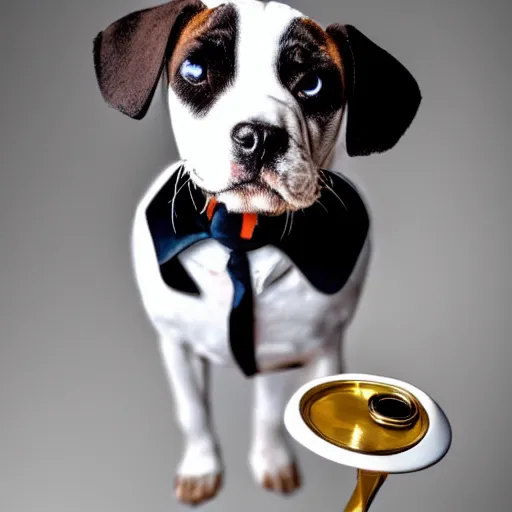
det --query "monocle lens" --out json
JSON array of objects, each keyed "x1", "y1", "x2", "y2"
[{"x1": 368, "y1": 392, "x2": 419, "y2": 428}]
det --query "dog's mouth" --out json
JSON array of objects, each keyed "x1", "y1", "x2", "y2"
[
  {"x1": 191, "y1": 168, "x2": 319, "y2": 216},
  {"x1": 211, "y1": 182, "x2": 287, "y2": 216},
  {"x1": 226, "y1": 180, "x2": 284, "y2": 199}
]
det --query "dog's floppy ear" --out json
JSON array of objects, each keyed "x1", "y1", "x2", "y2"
[
  {"x1": 326, "y1": 24, "x2": 422, "y2": 157},
  {"x1": 93, "y1": 0, "x2": 206, "y2": 120}
]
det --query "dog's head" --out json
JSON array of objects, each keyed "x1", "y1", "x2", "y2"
[{"x1": 94, "y1": 0, "x2": 421, "y2": 215}]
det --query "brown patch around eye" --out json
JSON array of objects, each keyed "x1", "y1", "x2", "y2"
[
  {"x1": 299, "y1": 18, "x2": 345, "y2": 93},
  {"x1": 165, "y1": 3, "x2": 238, "y2": 117},
  {"x1": 168, "y1": 8, "x2": 216, "y2": 79},
  {"x1": 277, "y1": 17, "x2": 346, "y2": 120}
]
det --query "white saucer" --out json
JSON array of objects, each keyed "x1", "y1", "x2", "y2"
[{"x1": 284, "y1": 373, "x2": 452, "y2": 474}]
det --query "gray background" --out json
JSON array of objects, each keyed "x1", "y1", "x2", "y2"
[{"x1": 1, "y1": 0, "x2": 510, "y2": 510}]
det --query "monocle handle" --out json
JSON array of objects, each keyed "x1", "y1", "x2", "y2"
[{"x1": 284, "y1": 374, "x2": 452, "y2": 511}]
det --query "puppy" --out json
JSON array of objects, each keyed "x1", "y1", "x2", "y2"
[{"x1": 93, "y1": 0, "x2": 421, "y2": 505}]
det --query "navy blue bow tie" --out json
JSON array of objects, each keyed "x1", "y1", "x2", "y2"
[{"x1": 145, "y1": 165, "x2": 370, "y2": 377}]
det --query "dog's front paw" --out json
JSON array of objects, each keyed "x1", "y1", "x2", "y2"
[
  {"x1": 249, "y1": 434, "x2": 301, "y2": 495},
  {"x1": 175, "y1": 439, "x2": 223, "y2": 506}
]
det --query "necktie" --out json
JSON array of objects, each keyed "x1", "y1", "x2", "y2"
[{"x1": 145, "y1": 164, "x2": 370, "y2": 377}]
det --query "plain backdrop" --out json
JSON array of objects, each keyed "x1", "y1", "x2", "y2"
[{"x1": 1, "y1": 0, "x2": 511, "y2": 511}]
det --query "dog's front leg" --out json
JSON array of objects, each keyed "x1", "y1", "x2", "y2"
[
  {"x1": 158, "y1": 336, "x2": 223, "y2": 505},
  {"x1": 249, "y1": 370, "x2": 302, "y2": 494},
  {"x1": 303, "y1": 331, "x2": 344, "y2": 382}
]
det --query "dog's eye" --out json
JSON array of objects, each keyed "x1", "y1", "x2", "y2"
[
  {"x1": 180, "y1": 59, "x2": 206, "y2": 84},
  {"x1": 297, "y1": 74, "x2": 323, "y2": 98}
]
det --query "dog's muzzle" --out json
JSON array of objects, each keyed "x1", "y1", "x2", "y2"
[{"x1": 230, "y1": 121, "x2": 289, "y2": 179}]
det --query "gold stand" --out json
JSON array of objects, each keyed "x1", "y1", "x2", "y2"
[{"x1": 344, "y1": 470, "x2": 388, "y2": 512}]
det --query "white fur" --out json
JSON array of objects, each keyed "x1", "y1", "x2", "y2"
[
  {"x1": 132, "y1": 0, "x2": 371, "y2": 503},
  {"x1": 131, "y1": 164, "x2": 371, "y2": 499}
]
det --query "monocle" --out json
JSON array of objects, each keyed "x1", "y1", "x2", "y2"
[{"x1": 284, "y1": 374, "x2": 452, "y2": 511}]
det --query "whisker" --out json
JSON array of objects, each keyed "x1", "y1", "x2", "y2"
[
  {"x1": 182, "y1": 162, "x2": 209, "y2": 213},
  {"x1": 169, "y1": 164, "x2": 182, "y2": 233},
  {"x1": 281, "y1": 211, "x2": 290, "y2": 240},
  {"x1": 199, "y1": 199, "x2": 209, "y2": 215},
  {"x1": 318, "y1": 172, "x2": 327, "y2": 188},
  {"x1": 288, "y1": 211, "x2": 295, "y2": 236},
  {"x1": 174, "y1": 178, "x2": 191, "y2": 202},
  {"x1": 318, "y1": 171, "x2": 347, "y2": 212},
  {"x1": 170, "y1": 181, "x2": 189, "y2": 232},
  {"x1": 187, "y1": 179, "x2": 198, "y2": 211},
  {"x1": 324, "y1": 183, "x2": 347, "y2": 212},
  {"x1": 315, "y1": 199, "x2": 329, "y2": 213},
  {"x1": 168, "y1": 165, "x2": 190, "y2": 233},
  {"x1": 319, "y1": 168, "x2": 334, "y2": 187}
]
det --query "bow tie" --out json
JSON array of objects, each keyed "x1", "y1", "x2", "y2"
[{"x1": 145, "y1": 165, "x2": 370, "y2": 377}]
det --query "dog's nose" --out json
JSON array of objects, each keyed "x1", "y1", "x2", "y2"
[{"x1": 231, "y1": 122, "x2": 289, "y2": 166}]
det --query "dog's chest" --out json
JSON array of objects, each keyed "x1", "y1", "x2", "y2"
[{"x1": 155, "y1": 240, "x2": 351, "y2": 369}]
